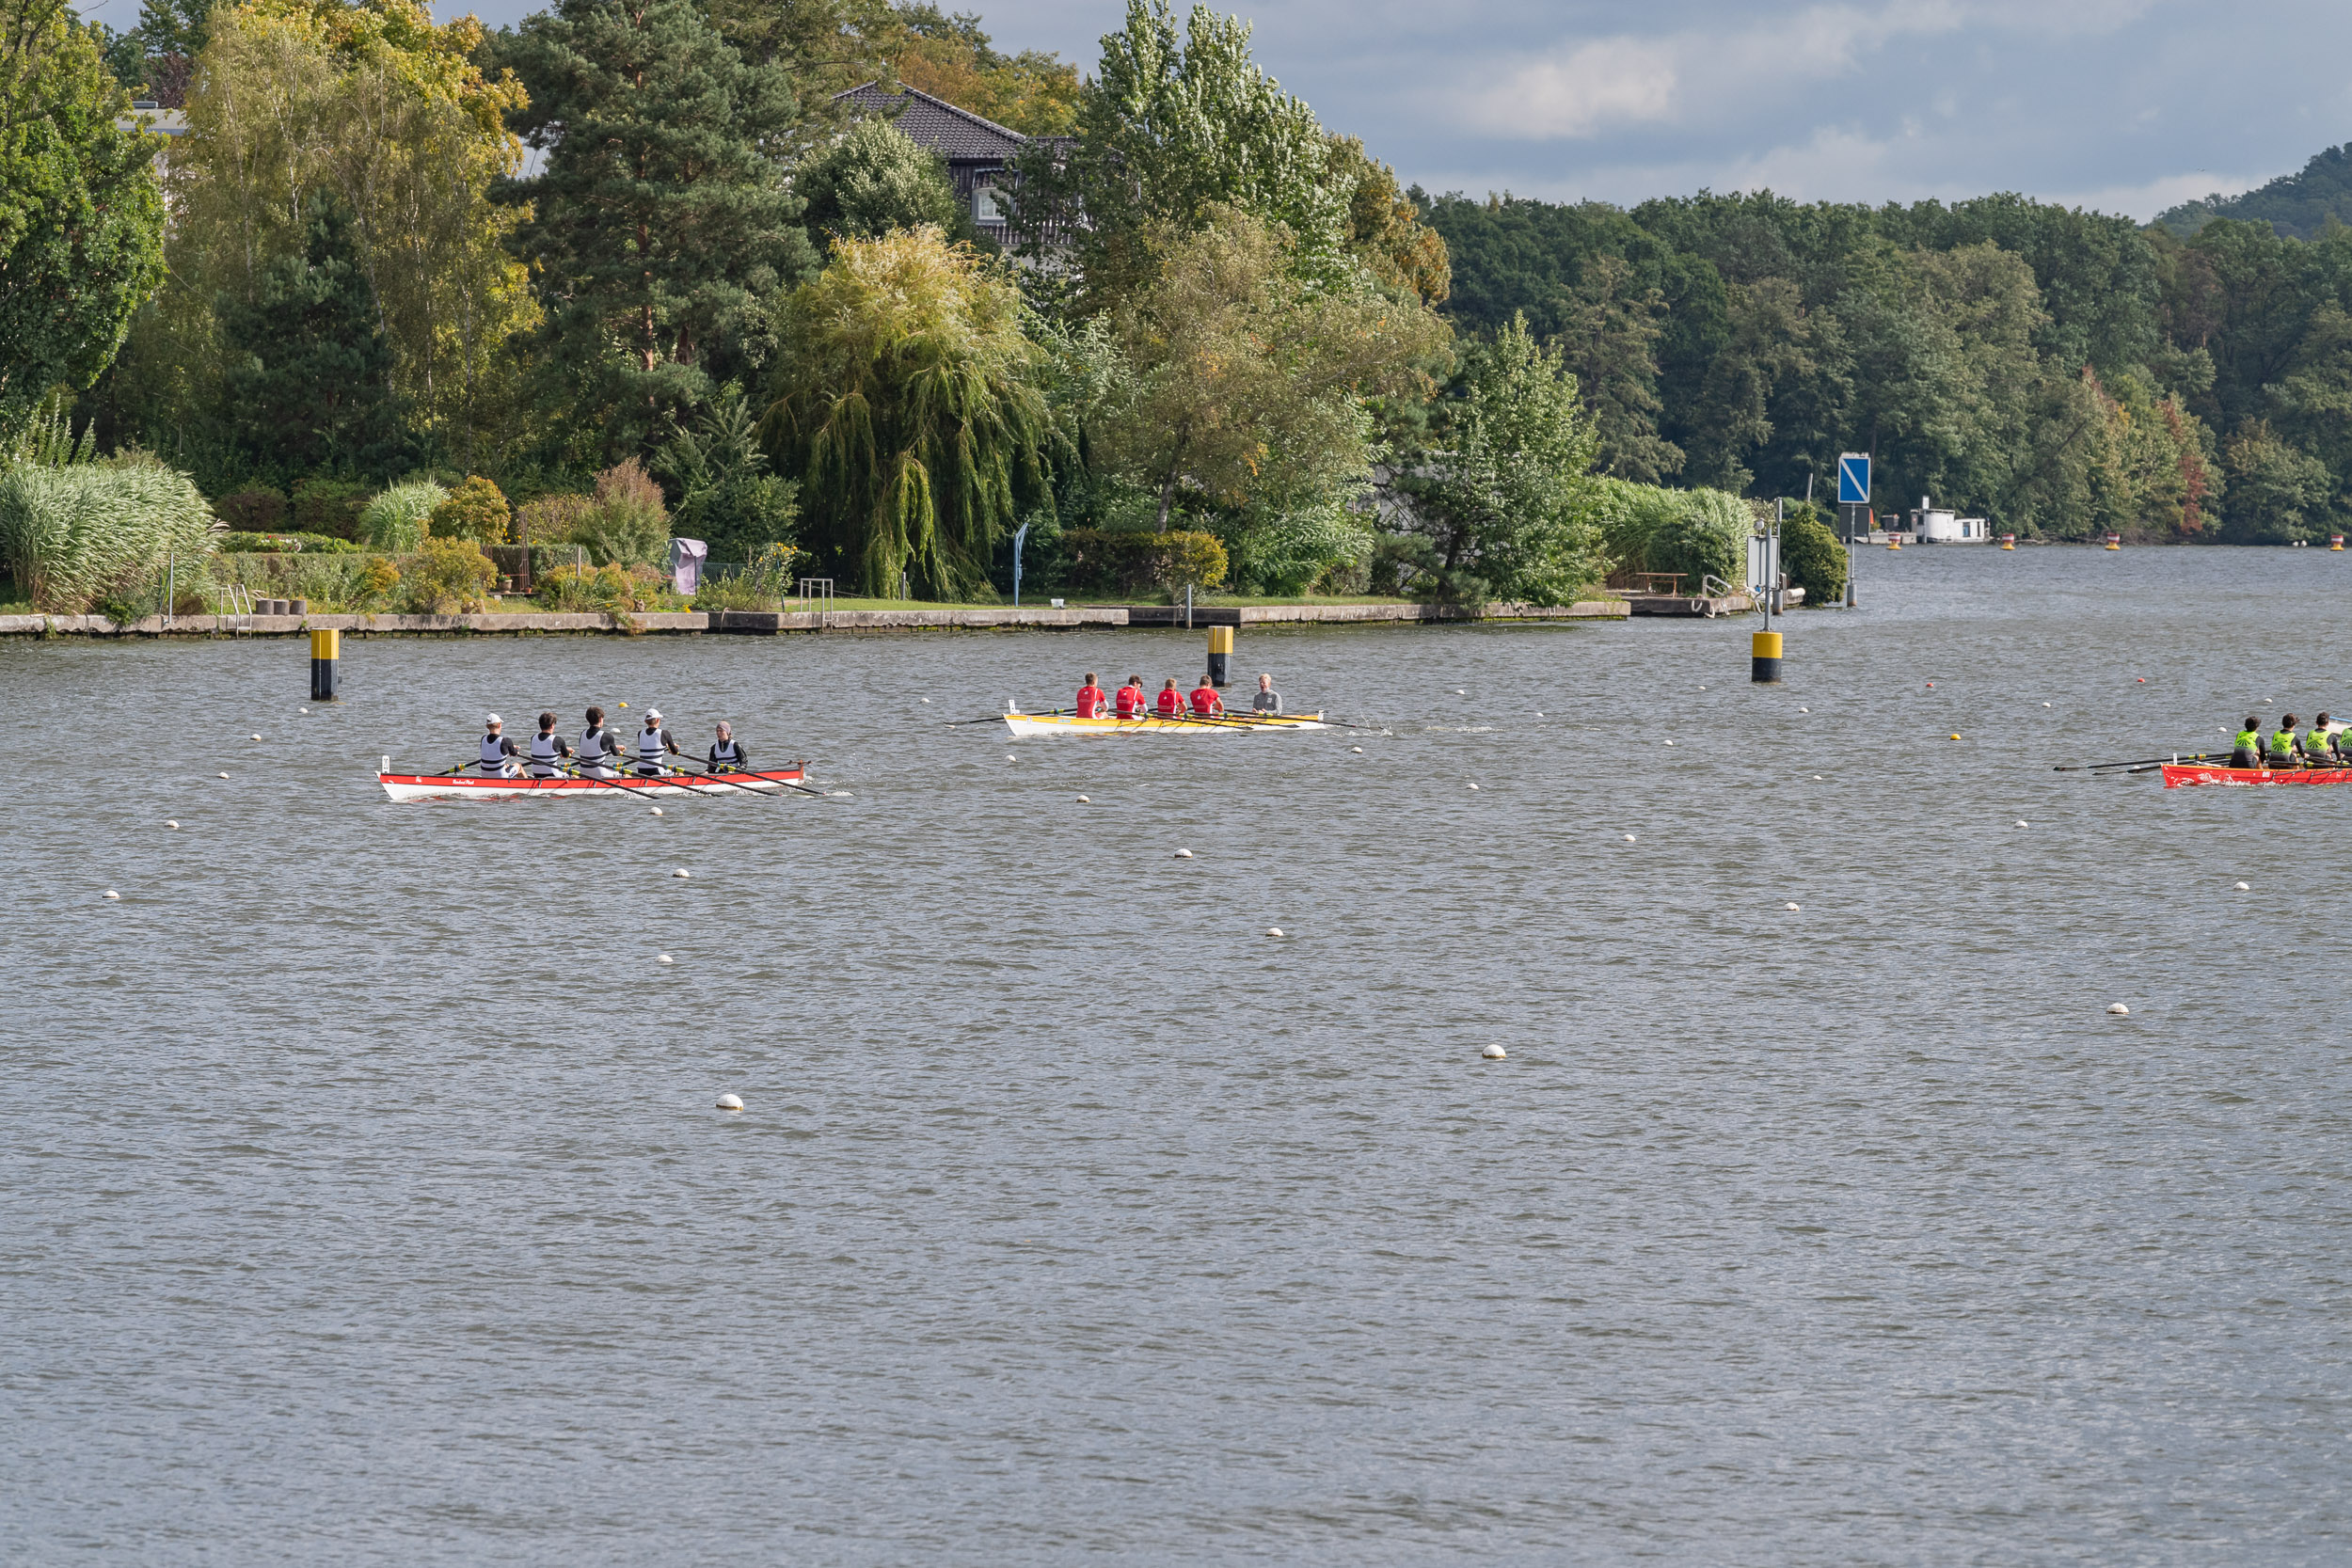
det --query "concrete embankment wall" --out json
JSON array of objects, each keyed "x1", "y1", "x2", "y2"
[{"x1": 0, "y1": 601, "x2": 1629, "y2": 638}]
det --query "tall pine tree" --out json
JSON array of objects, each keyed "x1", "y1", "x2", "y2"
[
  {"x1": 217, "y1": 193, "x2": 406, "y2": 482},
  {"x1": 495, "y1": 0, "x2": 819, "y2": 458}
]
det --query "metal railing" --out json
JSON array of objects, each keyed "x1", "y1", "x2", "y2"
[{"x1": 796, "y1": 577, "x2": 834, "y2": 627}]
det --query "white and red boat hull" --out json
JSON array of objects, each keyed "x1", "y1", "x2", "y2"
[
  {"x1": 2160, "y1": 764, "x2": 2352, "y2": 788},
  {"x1": 379, "y1": 766, "x2": 807, "y2": 801}
]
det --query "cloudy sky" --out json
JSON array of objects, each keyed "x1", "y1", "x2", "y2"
[{"x1": 389, "y1": 0, "x2": 2352, "y2": 218}]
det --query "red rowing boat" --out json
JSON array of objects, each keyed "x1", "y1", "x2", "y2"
[{"x1": 2160, "y1": 764, "x2": 2352, "y2": 787}]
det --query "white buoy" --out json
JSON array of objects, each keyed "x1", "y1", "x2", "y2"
[
  {"x1": 250, "y1": 733, "x2": 262, "y2": 741},
  {"x1": 299, "y1": 707, "x2": 310, "y2": 714},
  {"x1": 1266, "y1": 927, "x2": 1284, "y2": 937},
  {"x1": 1350, "y1": 746, "x2": 1363, "y2": 753},
  {"x1": 2233, "y1": 881, "x2": 2250, "y2": 891},
  {"x1": 1698, "y1": 685, "x2": 1707, "y2": 691},
  {"x1": 2013, "y1": 819, "x2": 2028, "y2": 828},
  {"x1": 1535, "y1": 711, "x2": 1544, "y2": 717},
  {"x1": 103, "y1": 890, "x2": 119, "y2": 900},
  {"x1": 657, "y1": 954, "x2": 674, "y2": 964},
  {"x1": 1467, "y1": 783, "x2": 1480, "y2": 790},
  {"x1": 1007, "y1": 753, "x2": 1017, "y2": 762},
  {"x1": 716, "y1": 1092, "x2": 742, "y2": 1111},
  {"x1": 1076, "y1": 794, "x2": 1091, "y2": 803},
  {"x1": 649, "y1": 806, "x2": 663, "y2": 816},
  {"x1": 165, "y1": 820, "x2": 179, "y2": 829},
  {"x1": 920, "y1": 697, "x2": 930, "y2": 704},
  {"x1": 2106, "y1": 1003, "x2": 2129, "y2": 1016},
  {"x1": 1173, "y1": 848, "x2": 1193, "y2": 860},
  {"x1": 2043, "y1": 702, "x2": 2053, "y2": 707},
  {"x1": 1785, "y1": 901, "x2": 1801, "y2": 911},
  {"x1": 1482, "y1": 1043, "x2": 1507, "y2": 1059},
  {"x1": 672, "y1": 868, "x2": 691, "y2": 879},
  {"x1": 1813, "y1": 774, "x2": 1824, "y2": 780},
  {"x1": 217, "y1": 771, "x2": 230, "y2": 779},
  {"x1": 1798, "y1": 707, "x2": 1809, "y2": 713},
  {"x1": 1663, "y1": 739, "x2": 1675, "y2": 746},
  {"x1": 1455, "y1": 689, "x2": 1467, "y2": 695},
  {"x1": 1623, "y1": 833, "x2": 1636, "y2": 842}
]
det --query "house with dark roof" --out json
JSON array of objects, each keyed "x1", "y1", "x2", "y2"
[{"x1": 832, "y1": 82, "x2": 1064, "y2": 249}]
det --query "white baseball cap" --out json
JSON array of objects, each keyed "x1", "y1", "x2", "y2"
[
  {"x1": 485, "y1": 714, "x2": 501, "y2": 725},
  {"x1": 644, "y1": 709, "x2": 662, "y2": 721}
]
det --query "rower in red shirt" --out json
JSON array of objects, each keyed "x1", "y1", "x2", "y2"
[
  {"x1": 1188, "y1": 676, "x2": 1225, "y2": 717},
  {"x1": 1113, "y1": 674, "x2": 1146, "y2": 720},
  {"x1": 1154, "y1": 678, "x2": 1185, "y2": 717},
  {"x1": 1074, "y1": 672, "x2": 1106, "y2": 718}
]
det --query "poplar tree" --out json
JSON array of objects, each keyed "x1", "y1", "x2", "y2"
[
  {"x1": 0, "y1": 0, "x2": 166, "y2": 445},
  {"x1": 496, "y1": 0, "x2": 820, "y2": 458}
]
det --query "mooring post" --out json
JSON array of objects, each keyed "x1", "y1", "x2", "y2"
[{"x1": 1206, "y1": 624, "x2": 1232, "y2": 687}]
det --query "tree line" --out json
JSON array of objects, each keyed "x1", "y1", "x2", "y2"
[{"x1": 1425, "y1": 183, "x2": 2352, "y2": 544}]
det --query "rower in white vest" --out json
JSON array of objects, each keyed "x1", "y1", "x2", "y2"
[
  {"x1": 632, "y1": 708, "x2": 681, "y2": 776},
  {"x1": 527, "y1": 711, "x2": 571, "y2": 778},
  {"x1": 575, "y1": 705, "x2": 620, "y2": 778},
  {"x1": 707, "y1": 721, "x2": 749, "y2": 773},
  {"x1": 478, "y1": 714, "x2": 522, "y2": 776}
]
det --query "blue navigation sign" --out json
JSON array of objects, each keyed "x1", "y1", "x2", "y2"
[{"x1": 1837, "y1": 452, "x2": 1870, "y2": 505}]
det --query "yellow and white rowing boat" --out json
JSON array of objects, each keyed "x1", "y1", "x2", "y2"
[{"x1": 1003, "y1": 707, "x2": 1327, "y2": 736}]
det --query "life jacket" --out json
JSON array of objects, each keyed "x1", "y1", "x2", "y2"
[
  {"x1": 576, "y1": 725, "x2": 617, "y2": 776},
  {"x1": 1188, "y1": 687, "x2": 1220, "y2": 715},
  {"x1": 1076, "y1": 685, "x2": 1105, "y2": 718},
  {"x1": 529, "y1": 731, "x2": 566, "y2": 777},
  {"x1": 710, "y1": 737, "x2": 743, "y2": 771},
  {"x1": 2311, "y1": 729, "x2": 2338, "y2": 764},
  {"x1": 634, "y1": 727, "x2": 669, "y2": 773},
  {"x1": 2234, "y1": 728, "x2": 2262, "y2": 759},
  {"x1": 2270, "y1": 727, "x2": 2298, "y2": 759},
  {"x1": 1115, "y1": 685, "x2": 1144, "y2": 718},
  {"x1": 1155, "y1": 687, "x2": 1183, "y2": 716},
  {"x1": 480, "y1": 734, "x2": 516, "y2": 775}
]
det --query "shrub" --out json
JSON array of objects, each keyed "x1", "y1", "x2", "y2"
[
  {"x1": 1058, "y1": 529, "x2": 1229, "y2": 596},
  {"x1": 1589, "y1": 478, "x2": 1751, "y2": 591},
  {"x1": 403, "y1": 536, "x2": 497, "y2": 613},
  {"x1": 216, "y1": 486, "x2": 289, "y2": 532},
  {"x1": 0, "y1": 465, "x2": 218, "y2": 612},
  {"x1": 430, "y1": 475, "x2": 512, "y2": 544},
  {"x1": 692, "y1": 543, "x2": 800, "y2": 610},
  {"x1": 219, "y1": 531, "x2": 360, "y2": 554},
  {"x1": 1778, "y1": 502, "x2": 1848, "y2": 606},
  {"x1": 360, "y1": 481, "x2": 447, "y2": 550},
  {"x1": 514, "y1": 492, "x2": 595, "y2": 545},
  {"x1": 292, "y1": 476, "x2": 371, "y2": 539},
  {"x1": 569, "y1": 460, "x2": 669, "y2": 566}
]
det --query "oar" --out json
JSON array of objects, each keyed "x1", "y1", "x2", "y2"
[
  {"x1": 685, "y1": 766, "x2": 828, "y2": 800},
  {"x1": 2054, "y1": 752, "x2": 2219, "y2": 771}
]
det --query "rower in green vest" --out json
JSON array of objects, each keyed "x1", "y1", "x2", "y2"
[
  {"x1": 2232, "y1": 718, "x2": 2265, "y2": 768},
  {"x1": 2308, "y1": 712, "x2": 2341, "y2": 767},
  {"x1": 2269, "y1": 714, "x2": 2303, "y2": 768}
]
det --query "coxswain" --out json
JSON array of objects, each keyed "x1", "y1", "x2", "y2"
[
  {"x1": 1114, "y1": 675, "x2": 1147, "y2": 721},
  {"x1": 1075, "y1": 672, "x2": 1107, "y2": 718},
  {"x1": 708, "y1": 721, "x2": 749, "y2": 773},
  {"x1": 1251, "y1": 673, "x2": 1281, "y2": 715},
  {"x1": 1188, "y1": 675, "x2": 1225, "y2": 717},
  {"x1": 576, "y1": 706, "x2": 620, "y2": 778},
  {"x1": 478, "y1": 714, "x2": 521, "y2": 776},
  {"x1": 527, "y1": 711, "x2": 571, "y2": 778},
  {"x1": 632, "y1": 708, "x2": 680, "y2": 776},
  {"x1": 2230, "y1": 717, "x2": 2265, "y2": 769},
  {"x1": 1154, "y1": 678, "x2": 1185, "y2": 718},
  {"x1": 2309, "y1": 712, "x2": 2342, "y2": 768},
  {"x1": 2269, "y1": 714, "x2": 2304, "y2": 769}
]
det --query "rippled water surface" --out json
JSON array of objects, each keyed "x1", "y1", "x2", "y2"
[{"x1": 7, "y1": 546, "x2": 2350, "y2": 1564}]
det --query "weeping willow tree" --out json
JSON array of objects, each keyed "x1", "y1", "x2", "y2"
[{"x1": 764, "y1": 227, "x2": 1051, "y2": 598}]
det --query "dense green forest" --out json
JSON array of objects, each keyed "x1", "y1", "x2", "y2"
[
  {"x1": 2159, "y1": 145, "x2": 2352, "y2": 242},
  {"x1": 10, "y1": 0, "x2": 2352, "y2": 623},
  {"x1": 1423, "y1": 184, "x2": 2352, "y2": 544}
]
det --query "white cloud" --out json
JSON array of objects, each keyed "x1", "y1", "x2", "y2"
[
  {"x1": 1455, "y1": 0, "x2": 2162, "y2": 142},
  {"x1": 2043, "y1": 168, "x2": 2276, "y2": 221}
]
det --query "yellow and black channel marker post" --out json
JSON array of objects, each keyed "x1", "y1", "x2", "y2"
[
  {"x1": 1206, "y1": 624, "x2": 1233, "y2": 688},
  {"x1": 1752, "y1": 629, "x2": 1783, "y2": 684},
  {"x1": 310, "y1": 626, "x2": 340, "y2": 701}
]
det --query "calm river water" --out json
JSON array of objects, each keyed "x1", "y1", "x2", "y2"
[{"x1": 6, "y1": 546, "x2": 2349, "y2": 1564}]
